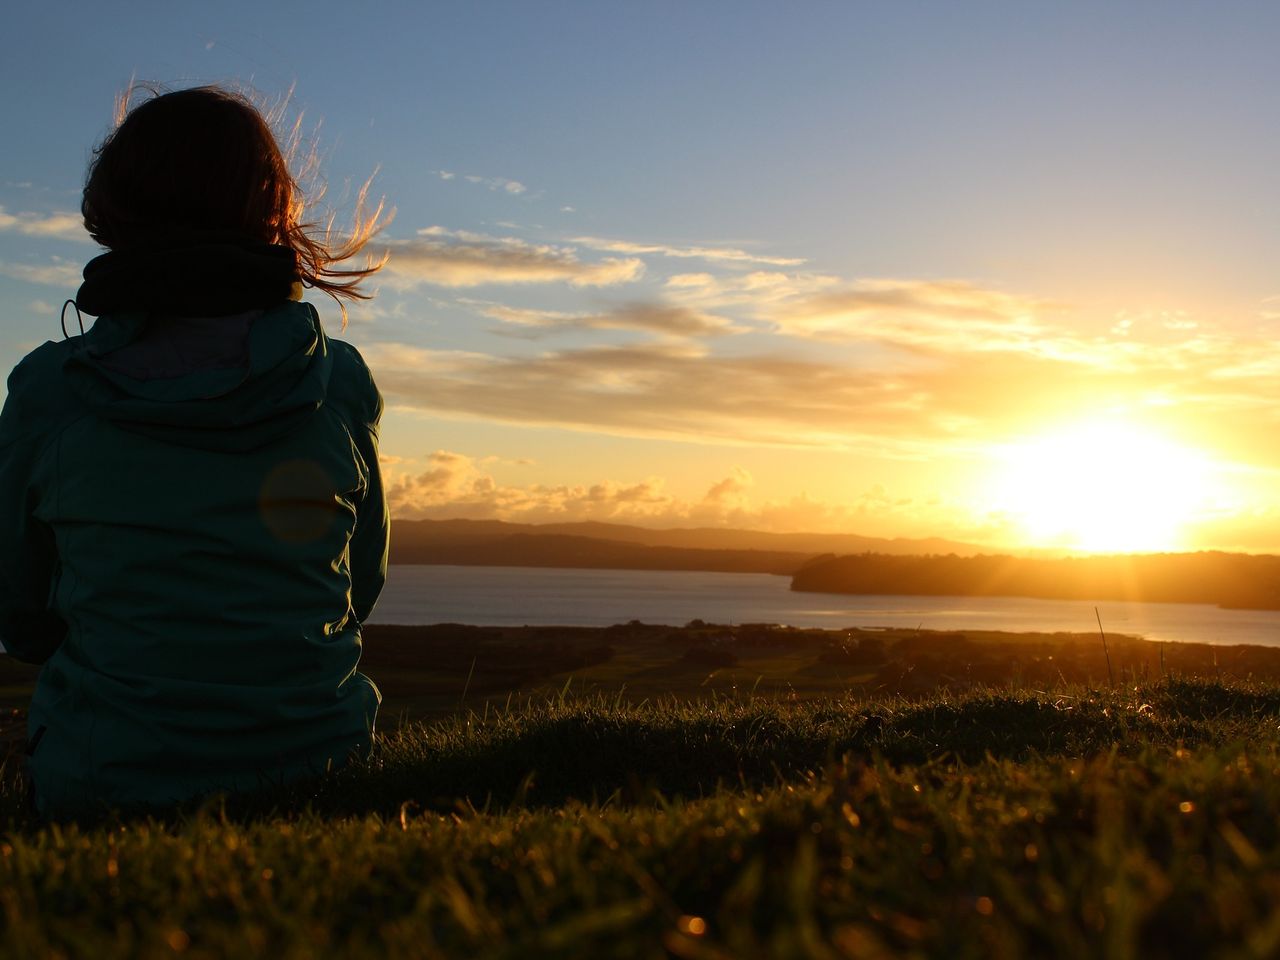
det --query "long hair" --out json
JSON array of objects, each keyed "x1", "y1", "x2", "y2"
[{"x1": 81, "y1": 84, "x2": 389, "y2": 324}]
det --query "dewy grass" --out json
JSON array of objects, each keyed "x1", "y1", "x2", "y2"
[{"x1": 4, "y1": 679, "x2": 1280, "y2": 957}]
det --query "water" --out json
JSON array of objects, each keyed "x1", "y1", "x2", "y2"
[{"x1": 368, "y1": 565, "x2": 1280, "y2": 647}]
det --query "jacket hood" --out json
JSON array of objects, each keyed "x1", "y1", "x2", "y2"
[{"x1": 64, "y1": 300, "x2": 333, "y2": 453}]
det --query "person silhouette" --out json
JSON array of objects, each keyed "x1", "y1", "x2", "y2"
[{"x1": 0, "y1": 85, "x2": 391, "y2": 819}]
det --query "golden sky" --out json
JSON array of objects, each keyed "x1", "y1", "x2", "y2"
[{"x1": 4, "y1": 3, "x2": 1280, "y2": 553}]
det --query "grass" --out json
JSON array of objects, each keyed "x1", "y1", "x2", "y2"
[{"x1": 6, "y1": 678, "x2": 1280, "y2": 957}]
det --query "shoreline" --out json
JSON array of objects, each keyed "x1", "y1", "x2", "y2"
[{"x1": 373, "y1": 564, "x2": 1280, "y2": 647}]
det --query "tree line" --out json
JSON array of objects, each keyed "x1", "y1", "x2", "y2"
[{"x1": 791, "y1": 551, "x2": 1280, "y2": 609}]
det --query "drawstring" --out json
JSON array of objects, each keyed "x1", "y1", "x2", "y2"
[{"x1": 60, "y1": 299, "x2": 84, "y2": 339}]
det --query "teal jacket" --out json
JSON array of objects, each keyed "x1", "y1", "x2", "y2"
[{"x1": 0, "y1": 300, "x2": 387, "y2": 819}]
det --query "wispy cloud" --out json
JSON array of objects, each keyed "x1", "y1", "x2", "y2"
[
  {"x1": 1261, "y1": 295, "x2": 1280, "y2": 322},
  {"x1": 771, "y1": 280, "x2": 1057, "y2": 352},
  {"x1": 377, "y1": 227, "x2": 643, "y2": 289},
  {"x1": 663, "y1": 272, "x2": 1089, "y2": 359},
  {"x1": 464, "y1": 174, "x2": 527, "y2": 195},
  {"x1": 362, "y1": 339, "x2": 946, "y2": 451},
  {"x1": 664, "y1": 269, "x2": 843, "y2": 311},
  {"x1": 362, "y1": 313, "x2": 1280, "y2": 466},
  {"x1": 0, "y1": 207, "x2": 88, "y2": 242},
  {"x1": 573, "y1": 235, "x2": 805, "y2": 267},
  {"x1": 362, "y1": 217, "x2": 1280, "y2": 497},
  {"x1": 462, "y1": 298, "x2": 740, "y2": 337},
  {"x1": 433, "y1": 170, "x2": 527, "y2": 194},
  {"x1": 0, "y1": 259, "x2": 81, "y2": 287}
]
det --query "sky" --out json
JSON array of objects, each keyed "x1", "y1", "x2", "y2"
[{"x1": 4, "y1": 1, "x2": 1280, "y2": 553}]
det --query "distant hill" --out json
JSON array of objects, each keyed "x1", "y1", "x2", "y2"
[
  {"x1": 396, "y1": 523, "x2": 1280, "y2": 602},
  {"x1": 791, "y1": 551, "x2": 1280, "y2": 610},
  {"x1": 389, "y1": 532, "x2": 806, "y2": 575},
  {"x1": 389, "y1": 518, "x2": 988, "y2": 573}
]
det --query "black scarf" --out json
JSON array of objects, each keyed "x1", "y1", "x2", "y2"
[{"x1": 76, "y1": 233, "x2": 300, "y2": 318}]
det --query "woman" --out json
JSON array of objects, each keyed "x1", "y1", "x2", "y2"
[{"x1": 0, "y1": 86, "x2": 391, "y2": 819}]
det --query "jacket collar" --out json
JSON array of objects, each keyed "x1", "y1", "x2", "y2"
[{"x1": 76, "y1": 232, "x2": 300, "y2": 318}]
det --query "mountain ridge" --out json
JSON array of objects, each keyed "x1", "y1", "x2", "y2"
[{"x1": 389, "y1": 518, "x2": 988, "y2": 562}]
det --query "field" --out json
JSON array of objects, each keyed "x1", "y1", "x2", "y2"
[{"x1": 5, "y1": 624, "x2": 1280, "y2": 957}]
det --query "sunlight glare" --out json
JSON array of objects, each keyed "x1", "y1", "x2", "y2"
[{"x1": 993, "y1": 420, "x2": 1218, "y2": 553}]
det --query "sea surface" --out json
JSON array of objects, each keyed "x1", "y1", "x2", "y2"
[{"x1": 369, "y1": 565, "x2": 1280, "y2": 648}]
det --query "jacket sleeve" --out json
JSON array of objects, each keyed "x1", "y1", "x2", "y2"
[
  {"x1": 342, "y1": 346, "x2": 389, "y2": 625},
  {"x1": 0, "y1": 356, "x2": 67, "y2": 663}
]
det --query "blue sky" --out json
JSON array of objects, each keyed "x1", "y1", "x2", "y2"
[{"x1": 5, "y1": 2, "x2": 1280, "y2": 551}]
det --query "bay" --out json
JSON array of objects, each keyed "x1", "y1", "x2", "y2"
[{"x1": 369, "y1": 565, "x2": 1280, "y2": 648}]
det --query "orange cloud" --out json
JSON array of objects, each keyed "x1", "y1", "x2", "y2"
[
  {"x1": 704, "y1": 466, "x2": 754, "y2": 506},
  {"x1": 663, "y1": 270, "x2": 847, "y2": 320},
  {"x1": 385, "y1": 450, "x2": 675, "y2": 522},
  {"x1": 771, "y1": 279, "x2": 1058, "y2": 351},
  {"x1": 362, "y1": 340, "x2": 937, "y2": 451},
  {"x1": 362, "y1": 313, "x2": 1280, "y2": 477},
  {"x1": 571, "y1": 236, "x2": 805, "y2": 267},
  {"x1": 462, "y1": 299, "x2": 740, "y2": 337},
  {"x1": 378, "y1": 228, "x2": 643, "y2": 288},
  {"x1": 381, "y1": 453, "x2": 1014, "y2": 542}
]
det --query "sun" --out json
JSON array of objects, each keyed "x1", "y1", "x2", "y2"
[{"x1": 992, "y1": 419, "x2": 1218, "y2": 553}]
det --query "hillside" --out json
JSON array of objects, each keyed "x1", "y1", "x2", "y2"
[
  {"x1": 5, "y1": 672, "x2": 1280, "y2": 957},
  {"x1": 390, "y1": 532, "x2": 808, "y2": 574},
  {"x1": 388, "y1": 518, "x2": 986, "y2": 571}
]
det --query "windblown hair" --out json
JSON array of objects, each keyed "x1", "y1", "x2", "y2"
[{"x1": 81, "y1": 84, "x2": 389, "y2": 323}]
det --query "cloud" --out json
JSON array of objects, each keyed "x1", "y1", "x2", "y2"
[
  {"x1": 364, "y1": 223, "x2": 1280, "y2": 493},
  {"x1": 0, "y1": 207, "x2": 88, "y2": 242},
  {"x1": 663, "y1": 273, "x2": 1083, "y2": 360},
  {"x1": 362, "y1": 339, "x2": 955, "y2": 452},
  {"x1": 463, "y1": 174, "x2": 526, "y2": 194},
  {"x1": 435, "y1": 170, "x2": 524, "y2": 192},
  {"x1": 386, "y1": 449, "x2": 676, "y2": 522},
  {"x1": 399, "y1": 460, "x2": 1280, "y2": 549},
  {"x1": 703, "y1": 466, "x2": 754, "y2": 506},
  {"x1": 665, "y1": 272, "x2": 1084, "y2": 359},
  {"x1": 0, "y1": 259, "x2": 81, "y2": 287},
  {"x1": 664, "y1": 269, "x2": 843, "y2": 312},
  {"x1": 386, "y1": 449, "x2": 478, "y2": 508},
  {"x1": 572, "y1": 235, "x2": 805, "y2": 267},
  {"x1": 383, "y1": 454, "x2": 982, "y2": 540},
  {"x1": 771, "y1": 279, "x2": 1058, "y2": 352},
  {"x1": 377, "y1": 228, "x2": 643, "y2": 288},
  {"x1": 462, "y1": 299, "x2": 740, "y2": 337},
  {"x1": 363, "y1": 318, "x2": 1280, "y2": 464}
]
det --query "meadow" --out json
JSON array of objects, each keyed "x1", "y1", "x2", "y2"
[{"x1": 5, "y1": 625, "x2": 1280, "y2": 957}]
